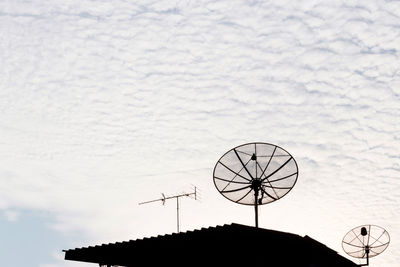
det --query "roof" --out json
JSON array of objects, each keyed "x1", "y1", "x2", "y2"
[{"x1": 64, "y1": 223, "x2": 358, "y2": 267}]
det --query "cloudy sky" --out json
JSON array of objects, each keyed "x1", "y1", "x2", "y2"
[{"x1": 1, "y1": 0, "x2": 399, "y2": 266}]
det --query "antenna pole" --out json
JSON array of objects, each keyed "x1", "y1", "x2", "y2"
[
  {"x1": 139, "y1": 187, "x2": 197, "y2": 233},
  {"x1": 176, "y1": 197, "x2": 180, "y2": 233}
]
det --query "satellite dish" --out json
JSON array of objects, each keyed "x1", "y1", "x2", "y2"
[
  {"x1": 342, "y1": 224, "x2": 390, "y2": 266},
  {"x1": 213, "y1": 142, "x2": 298, "y2": 227}
]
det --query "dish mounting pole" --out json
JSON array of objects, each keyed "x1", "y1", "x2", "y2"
[
  {"x1": 251, "y1": 179, "x2": 261, "y2": 228},
  {"x1": 359, "y1": 246, "x2": 370, "y2": 266},
  {"x1": 254, "y1": 189, "x2": 259, "y2": 228}
]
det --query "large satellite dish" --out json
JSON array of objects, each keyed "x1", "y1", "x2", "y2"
[
  {"x1": 342, "y1": 224, "x2": 390, "y2": 266},
  {"x1": 213, "y1": 142, "x2": 298, "y2": 227}
]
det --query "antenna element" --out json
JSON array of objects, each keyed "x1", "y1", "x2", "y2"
[{"x1": 139, "y1": 187, "x2": 198, "y2": 233}]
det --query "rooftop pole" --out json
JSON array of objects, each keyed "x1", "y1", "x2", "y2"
[{"x1": 139, "y1": 187, "x2": 197, "y2": 233}]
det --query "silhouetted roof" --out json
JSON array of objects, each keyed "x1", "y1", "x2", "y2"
[{"x1": 64, "y1": 223, "x2": 358, "y2": 267}]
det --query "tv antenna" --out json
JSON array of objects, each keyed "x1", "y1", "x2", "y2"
[
  {"x1": 342, "y1": 224, "x2": 390, "y2": 266},
  {"x1": 213, "y1": 142, "x2": 298, "y2": 228},
  {"x1": 139, "y1": 186, "x2": 198, "y2": 233}
]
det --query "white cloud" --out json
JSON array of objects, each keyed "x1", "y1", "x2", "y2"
[{"x1": 0, "y1": 0, "x2": 399, "y2": 266}]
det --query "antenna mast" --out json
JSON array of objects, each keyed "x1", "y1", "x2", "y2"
[{"x1": 139, "y1": 187, "x2": 197, "y2": 233}]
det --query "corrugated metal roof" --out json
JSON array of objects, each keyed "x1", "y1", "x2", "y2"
[{"x1": 64, "y1": 223, "x2": 358, "y2": 267}]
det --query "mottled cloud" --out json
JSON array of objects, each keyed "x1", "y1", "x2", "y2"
[{"x1": 0, "y1": 0, "x2": 399, "y2": 266}]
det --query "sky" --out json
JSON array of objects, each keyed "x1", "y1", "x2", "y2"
[{"x1": 0, "y1": 0, "x2": 399, "y2": 266}]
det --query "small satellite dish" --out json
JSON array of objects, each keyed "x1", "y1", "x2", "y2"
[
  {"x1": 213, "y1": 142, "x2": 298, "y2": 227},
  {"x1": 342, "y1": 224, "x2": 390, "y2": 266}
]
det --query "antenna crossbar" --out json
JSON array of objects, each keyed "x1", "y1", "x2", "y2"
[{"x1": 139, "y1": 187, "x2": 197, "y2": 232}]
